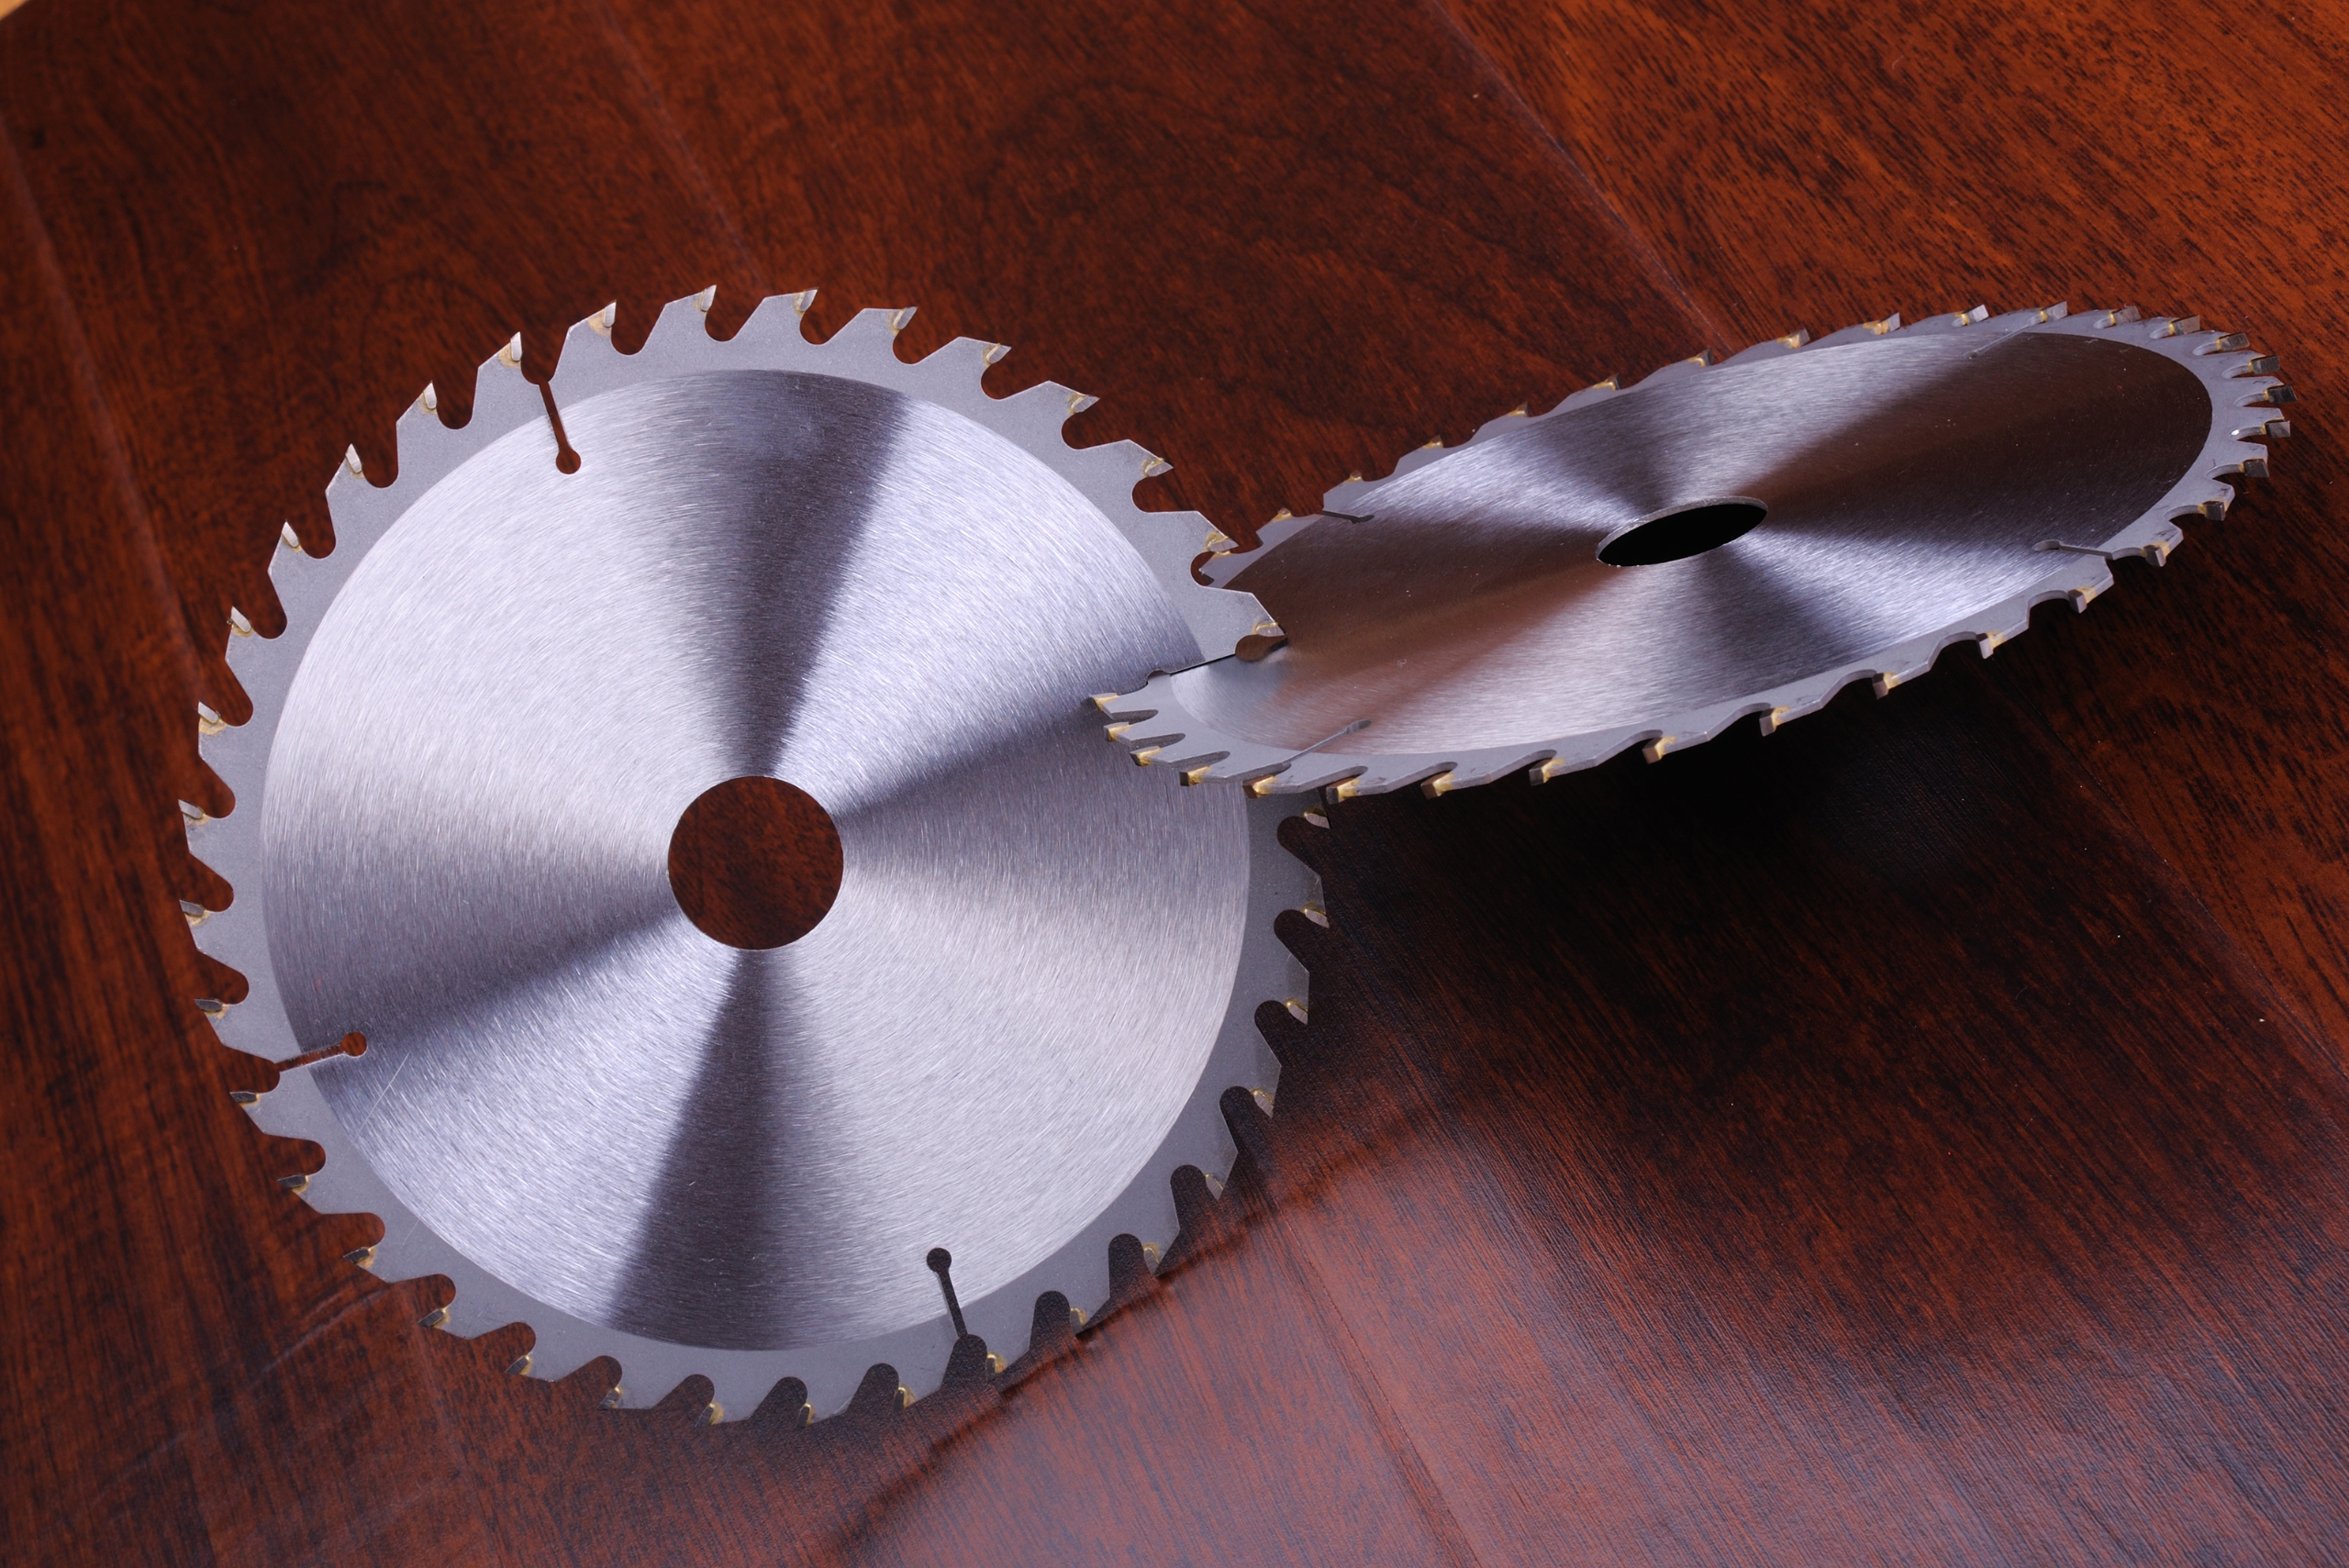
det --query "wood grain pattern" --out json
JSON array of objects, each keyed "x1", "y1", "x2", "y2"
[{"x1": 5, "y1": 0, "x2": 2347, "y2": 1562}]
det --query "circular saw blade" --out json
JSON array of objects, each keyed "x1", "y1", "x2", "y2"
[
  {"x1": 186, "y1": 292, "x2": 1317, "y2": 1422},
  {"x1": 1104, "y1": 305, "x2": 2291, "y2": 797}
]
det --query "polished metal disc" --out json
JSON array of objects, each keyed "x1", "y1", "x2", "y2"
[
  {"x1": 1109, "y1": 306, "x2": 2288, "y2": 795},
  {"x1": 192, "y1": 295, "x2": 1311, "y2": 1419}
]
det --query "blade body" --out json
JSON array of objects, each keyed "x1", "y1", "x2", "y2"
[
  {"x1": 192, "y1": 298, "x2": 1314, "y2": 1418},
  {"x1": 1109, "y1": 308, "x2": 2288, "y2": 794}
]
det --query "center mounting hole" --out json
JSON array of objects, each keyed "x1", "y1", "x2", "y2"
[
  {"x1": 1598, "y1": 498, "x2": 1768, "y2": 567},
  {"x1": 667, "y1": 776, "x2": 844, "y2": 950}
]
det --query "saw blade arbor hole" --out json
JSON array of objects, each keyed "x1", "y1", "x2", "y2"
[
  {"x1": 1598, "y1": 497, "x2": 1769, "y2": 566},
  {"x1": 667, "y1": 776, "x2": 844, "y2": 949}
]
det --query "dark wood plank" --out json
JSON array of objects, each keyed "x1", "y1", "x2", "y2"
[
  {"x1": 1273, "y1": 665, "x2": 2349, "y2": 1560},
  {"x1": 0, "y1": 0, "x2": 773, "y2": 712},
  {"x1": 1438, "y1": 0, "x2": 2349, "y2": 1061},
  {"x1": 6, "y1": 0, "x2": 2349, "y2": 1562},
  {"x1": 597, "y1": 0, "x2": 1701, "y2": 539},
  {"x1": 0, "y1": 126, "x2": 505, "y2": 1568}
]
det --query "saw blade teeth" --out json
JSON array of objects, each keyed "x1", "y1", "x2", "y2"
[
  {"x1": 639, "y1": 289, "x2": 722, "y2": 357},
  {"x1": 1808, "y1": 313, "x2": 1902, "y2": 349},
  {"x1": 185, "y1": 881, "x2": 256, "y2": 966},
  {"x1": 985, "y1": 375, "x2": 1084, "y2": 441},
  {"x1": 923, "y1": 333, "x2": 1012, "y2": 387},
  {"x1": 1464, "y1": 402, "x2": 1536, "y2": 447},
  {"x1": 792, "y1": 1359, "x2": 870, "y2": 1420},
  {"x1": 391, "y1": 383, "x2": 461, "y2": 478},
  {"x1": 562, "y1": 301, "x2": 622, "y2": 357},
  {"x1": 293, "y1": 1155, "x2": 379, "y2": 1217},
  {"x1": 1379, "y1": 433, "x2": 1467, "y2": 483},
  {"x1": 1898, "y1": 303, "x2": 1995, "y2": 336},
  {"x1": 365, "y1": 1232, "x2": 435, "y2": 1284},
  {"x1": 470, "y1": 334, "x2": 549, "y2": 439},
  {"x1": 1085, "y1": 437, "x2": 1167, "y2": 486},
  {"x1": 1723, "y1": 326, "x2": 1812, "y2": 365},
  {"x1": 436, "y1": 1289, "x2": 509, "y2": 1340},
  {"x1": 827, "y1": 305, "x2": 915, "y2": 356},
  {"x1": 708, "y1": 289, "x2": 820, "y2": 369},
  {"x1": 218, "y1": 614, "x2": 284, "y2": 709},
  {"x1": 1632, "y1": 350, "x2": 1714, "y2": 389}
]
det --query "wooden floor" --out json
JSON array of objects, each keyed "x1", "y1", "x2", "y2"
[{"x1": 5, "y1": 1, "x2": 2346, "y2": 1562}]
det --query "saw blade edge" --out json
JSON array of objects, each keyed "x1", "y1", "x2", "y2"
[
  {"x1": 184, "y1": 290, "x2": 1308, "y2": 1423},
  {"x1": 1099, "y1": 302, "x2": 2290, "y2": 798}
]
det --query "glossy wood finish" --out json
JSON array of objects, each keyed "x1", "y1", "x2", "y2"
[{"x1": 5, "y1": 1, "x2": 2346, "y2": 1562}]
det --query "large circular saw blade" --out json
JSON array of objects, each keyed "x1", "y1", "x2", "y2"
[
  {"x1": 1105, "y1": 305, "x2": 2291, "y2": 796},
  {"x1": 187, "y1": 293, "x2": 1317, "y2": 1422}
]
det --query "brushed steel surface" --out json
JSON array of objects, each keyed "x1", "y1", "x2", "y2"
[
  {"x1": 261, "y1": 369, "x2": 1250, "y2": 1352},
  {"x1": 1211, "y1": 331, "x2": 2204, "y2": 753}
]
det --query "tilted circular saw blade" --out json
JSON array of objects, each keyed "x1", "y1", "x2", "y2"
[
  {"x1": 185, "y1": 291, "x2": 1318, "y2": 1423},
  {"x1": 1103, "y1": 305, "x2": 2293, "y2": 797}
]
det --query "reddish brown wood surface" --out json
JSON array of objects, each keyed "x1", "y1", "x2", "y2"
[{"x1": 4, "y1": 1, "x2": 2346, "y2": 1562}]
